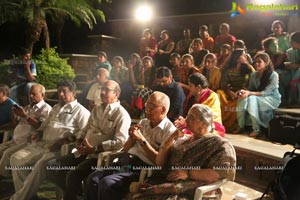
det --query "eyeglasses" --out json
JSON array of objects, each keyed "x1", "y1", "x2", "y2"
[
  {"x1": 145, "y1": 102, "x2": 162, "y2": 110},
  {"x1": 101, "y1": 86, "x2": 116, "y2": 92}
]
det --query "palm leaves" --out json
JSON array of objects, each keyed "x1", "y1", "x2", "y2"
[{"x1": 0, "y1": 0, "x2": 107, "y2": 52}]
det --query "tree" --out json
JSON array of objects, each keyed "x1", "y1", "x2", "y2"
[{"x1": 0, "y1": 0, "x2": 107, "y2": 53}]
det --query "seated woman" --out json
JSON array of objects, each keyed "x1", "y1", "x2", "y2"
[
  {"x1": 110, "y1": 56, "x2": 128, "y2": 84},
  {"x1": 189, "y1": 38, "x2": 209, "y2": 67},
  {"x1": 110, "y1": 56, "x2": 132, "y2": 103},
  {"x1": 217, "y1": 49, "x2": 255, "y2": 132},
  {"x1": 269, "y1": 20, "x2": 290, "y2": 53},
  {"x1": 155, "y1": 30, "x2": 175, "y2": 68},
  {"x1": 235, "y1": 52, "x2": 281, "y2": 137},
  {"x1": 169, "y1": 53, "x2": 184, "y2": 83},
  {"x1": 132, "y1": 104, "x2": 236, "y2": 200},
  {"x1": 178, "y1": 54, "x2": 199, "y2": 94},
  {"x1": 233, "y1": 39, "x2": 252, "y2": 64},
  {"x1": 216, "y1": 44, "x2": 231, "y2": 69},
  {"x1": 127, "y1": 53, "x2": 143, "y2": 86},
  {"x1": 175, "y1": 73, "x2": 225, "y2": 137},
  {"x1": 130, "y1": 56, "x2": 156, "y2": 117},
  {"x1": 199, "y1": 53, "x2": 221, "y2": 91}
]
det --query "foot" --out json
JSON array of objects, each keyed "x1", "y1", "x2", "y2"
[
  {"x1": 232, "y1": 128, "x2": 245, "y2": 134},
  {"x1": 249, "y1": 131, "x2": 261, "y2": 138}
]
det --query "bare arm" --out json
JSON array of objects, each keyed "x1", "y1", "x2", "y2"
[{"x1": 24, "y1": 61, "x2": 36, "y2": 81}]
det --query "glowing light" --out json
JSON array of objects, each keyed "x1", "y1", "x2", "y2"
[{"x1": 135, "y1": 5, "x2": 153, "y2": 21}]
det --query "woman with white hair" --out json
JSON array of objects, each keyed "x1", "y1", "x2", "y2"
[{"x1": 132, "y1": 104, "x2": 236, "y2": 200}]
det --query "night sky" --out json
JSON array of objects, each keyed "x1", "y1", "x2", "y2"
[{"x1": 0, "y1": 0, "x2": 232, "y2": 59}]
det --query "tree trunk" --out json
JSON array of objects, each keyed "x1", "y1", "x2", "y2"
[
  {"x1": 42, "y1": 19, "x2": 50, "y2": 50},
  {"x1": 54, "y1": 20, "x2": 65, "y2": 53},
  {"x1": 25, "y1": 19, "x2": 43, "y2": 54}
]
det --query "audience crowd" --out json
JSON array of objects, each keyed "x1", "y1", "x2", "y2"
[{"x1": 0, "y1": 19, "x2": 299, "y2": 200}]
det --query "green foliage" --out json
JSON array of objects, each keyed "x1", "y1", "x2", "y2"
[
  {"x1": 0, "y1": 48, "x2": 75, "y2": 89},
  {"x1": 35, "y1": 48, "x2": 75, "y2": 89}
]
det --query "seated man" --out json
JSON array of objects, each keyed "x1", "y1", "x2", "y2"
[
  {"x1": 47, "y1": 80, "x2": 131, "y2": 200},
  {"x1": 85, "y1": 91, "x2": 177, "y2": 200},
  {"x1": 0, "y1": 84, "x2": 52, "y2": 177},
  {"x1": 9, "y1": 80, "x2": 90, "y2": 200},
  {"x1": 153, "y1": 67, "x2": 185, "y2": 122},
  {"x1": 86, "y1": 68, "x2": 109, "y2": 111},
  {"x1": 0, "y1": 84, "x2": 17, "y2": 132}
]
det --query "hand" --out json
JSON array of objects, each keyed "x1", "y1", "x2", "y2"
[
  {"x1": 12, "y1": 106, "x2": 26, "y2": 118},
  {"x1": 166, "y1": 170, "x2": 188, "y2": 181},
  {"x1": 174, "y1": 116, "x2": 186, "y2": 129},
  {"x1": 236, "y1": 89, "x2": 250, "y2": 99},
  {"x1": 229, "y1": 90, "x2": 237, "y2": 100},
  {"x1": 129, "y1": 125, "x2": 143, "y2": 140},
  {"x1": 158, "y1": 49, "x2": 164, "y2": 54},
  {"x1": 77, "y1": 138, "x2": 94, "y2": 155},
  {"x1": 163, "y1": 129, "x2": 184, "y2": 149},
  {"x1": 127, "y1": 63, "x2": 133, "y2": 70}
]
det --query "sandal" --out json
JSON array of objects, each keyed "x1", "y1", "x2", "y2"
[
  {"x1": 249, "y1": 131, "x2": 261, "y2": 138},
  {"x1": 232, "y1": 128, "x2": 245, "y2": 134}
]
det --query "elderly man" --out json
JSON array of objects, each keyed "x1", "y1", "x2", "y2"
[
  {"x1": 0, "y1": 84, "x2": 52, "y2": 177},
  {"x1": 86, "y1": 91, "x2": 176, "y2": 200},
  {"x1": 153, "y1": 66, "x2": 185, "y2": 122},
  {"x1": 9, "y1": 80, "x2": 90, "y2": 200},
  {"x1": 86, "y1": 68, "x2": 109, "y2": 111},
  {"x1": 47, "y1": 80, "x2": 131, "y2": 200}
]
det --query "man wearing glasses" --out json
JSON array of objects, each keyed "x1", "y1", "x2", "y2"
[
  {"x1": 85, "y1": 91, "x2": 177, "y2": 200},
  {"x1": 47, "y1": 80, "x2": 131, "y2": 200},
  {"x1": 9, "y1": 80, "x2": 90, "y2": 200}
]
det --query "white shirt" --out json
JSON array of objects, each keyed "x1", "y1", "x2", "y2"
[
  {"x1": 86, "y1": 82, "x2": 102, "y2": 106},
  {"x1": 84, "y1": 101, "x2": 131, "y2": 156},
  {"x1": 40, "y1": 100, "x2": 90, "y2": 146},
  {"x1": 128, "y1": 117, "x2": 176, "y2": 165},
  {"x1": 13, "y1": 100, "x2": 52, "y2": 144}
]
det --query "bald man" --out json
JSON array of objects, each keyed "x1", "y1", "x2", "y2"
[
  {"x1": 47, "y1": 80, "x2": 131, "y2": 200},
  {"x1": 86, "y1": 91, "x2": 177, "y2": 200},
  {"x1": 0, "y1": 84, "x2": 52, "y2": 177}
]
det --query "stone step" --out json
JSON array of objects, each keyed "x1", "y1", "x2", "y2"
[{"x1": 221, "y1": 181, "x2": 264, "y2": 200}]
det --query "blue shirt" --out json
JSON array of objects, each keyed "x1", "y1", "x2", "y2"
[
  {"x1": 0, "y1": 98, "x2": 17, "y2": 126},
  {"x1": 9, "y1": 59, "x2": 37, "y2": 84}
]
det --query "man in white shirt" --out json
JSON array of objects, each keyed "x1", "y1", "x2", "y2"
[
  {"x1": 86, "y1": 68, "x2": 109, "y2": 111},
  {"x1": 47, "y1": 80, "x2": 131, "y2": 200},
  {"x1": 0, "y1": 84, "x2": 52, "y2": 177},
  {"x1": 9, "y1": 80, "x2": 90, "y2": 200},
  {"x1": 86, "y1": 91, "x2": 177, "y2": 200}
]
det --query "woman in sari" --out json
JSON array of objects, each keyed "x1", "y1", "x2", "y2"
[
  {"x1": 132, "y1": 104, "x2": 236, "y2": 200},
  {"x1": 175, "y1": 73, "x2": 225, "y2": 137},
  {"x1": 217, "y1": 49, "x2": 255, "y2": 132},
  {"x1": 236, "y1": 53, "x2": 281, "y2": 137}
]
